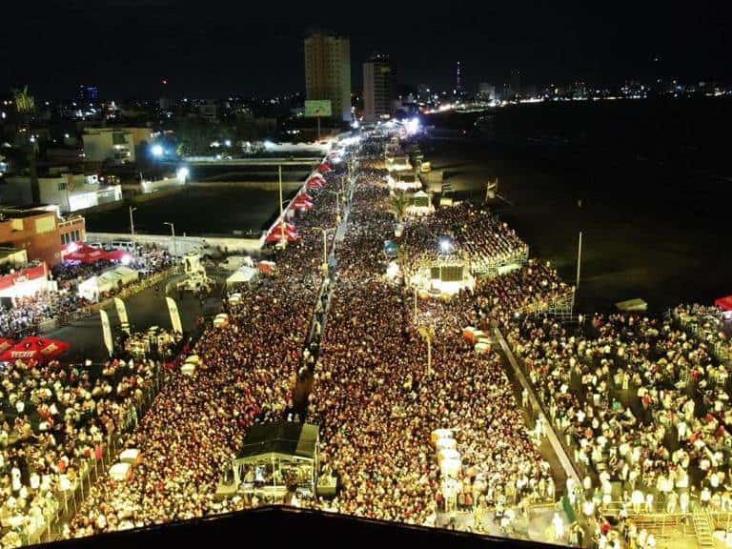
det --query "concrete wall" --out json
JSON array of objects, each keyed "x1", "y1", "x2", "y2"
[
  {"x1": 188, "y1": 181, "x2": 303, "y2": 191},
  {"x1": 87, "y1": 232, "x2": 263, "y2": 256}
]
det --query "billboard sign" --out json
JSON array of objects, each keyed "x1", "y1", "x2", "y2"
[{"x1": 304, "y1": 100, "x2": 332, "y2": 118}]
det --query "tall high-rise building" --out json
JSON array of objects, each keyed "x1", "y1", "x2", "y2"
[
  {"x1": 304, "y1": 31, "x2": 352, "y2": 122},
  {"x1": 363, "y1": 54, "x2": 395, "y2": 122},
  {"x1": 455, "y1": 61, "x2": 463, "y2": 96}
]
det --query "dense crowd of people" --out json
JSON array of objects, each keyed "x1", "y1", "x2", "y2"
[
  {"x1": 66, "y1": 168, "x2": 343, "y2": 537},
  {"x1": 506, "y1": 311, "x2": 732, "y2": 523},
  {"x1": 0, "y1": 292, "x2": 86, "y2": 340},
  {"x1": 0, "y1": 328, "x2": 179, "y2": 547},
  {"x1": 674, "y1": 304, "x2": 732, "y2": 365},
  {"x1": 309, "y1": 169, "x2": 557, "y2": 533},
  {"x1": 51, "y1": 245, "x2": 173, "y2": 290},
  {"x1": 0, "y1": 132, "x2": 726, "y2": 548},
  {"x1": 403, "y1": 202, "x2": 529, "y2": 276}
]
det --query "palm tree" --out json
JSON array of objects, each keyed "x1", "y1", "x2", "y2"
[
  {"x1": 13, "y1": 86, "x2": 35, "y2": 114},
  {"x1": 389, "y1": 192, "x2": 409, "y2": 223}
]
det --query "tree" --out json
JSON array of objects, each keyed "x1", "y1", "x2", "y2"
[
  {"x1": 389, "y1": 192, "x2": 409, "y2": 223},
  {"x1": 13, "y1": 85, "x2": 35, "y2": 114}
]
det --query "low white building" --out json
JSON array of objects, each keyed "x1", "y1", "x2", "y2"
[
  {"x1": 4, "y1": 172, "x2": 122, "y2": 213},
  {"x1": 82, "y1": 127, "x2": 153, "y2": 163}
]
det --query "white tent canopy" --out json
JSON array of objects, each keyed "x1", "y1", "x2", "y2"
[
  {"x1": 226, "y1": 265, "x2": 258, "y2": 287},
  {"x1": 77, "y1": 266, "x2": 140, "y2": 302}
]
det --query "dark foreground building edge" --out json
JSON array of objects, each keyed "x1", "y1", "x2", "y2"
[{"x1": 34, "y1": 506, "x2": 563, "y2": 548}]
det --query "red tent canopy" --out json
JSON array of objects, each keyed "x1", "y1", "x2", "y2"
[
  {"x1": 317, "y1": 162, "x2": 333, "y2": 173},
  {"x1": 64, "y1": 243, "x2": 134, "y2": 264},
  {"x1": 0, "y1": 336, "x2": 70, "y2": 363},
  {"x1": 106, "y1": 249, "x2": 133, "y2": 262},
  {"x1": 306, "y1": 177, "x2": 325, "y2": 190},
  {"x1": 64, "y1": 243, "x2": 111, "y2": 264},
  {"x1": 715, "y1": 296, "x2": 732, "y2": 312},
  {"x1": 0, "y1": 338, "x2": 14, "y2": 354},
  {"x1": 292, "y1": 201, "x2": 313, "y2": 211},
  {"x1": 265, "y1": 223, "x2": 300, "y2": 244},
  {"x1": 293, "y1": 195, "x2": 314, "y2": 207}
]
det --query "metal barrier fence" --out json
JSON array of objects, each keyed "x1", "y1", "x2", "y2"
[{"x1": 671, "y1": 309, "x2": 732, "y2": 366}]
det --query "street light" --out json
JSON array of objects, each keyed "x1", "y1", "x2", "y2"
[
  {"x1": 129, "y1": 206, "x2": 137, "y2": 235},
  {"x1": 278, "y1": 164, "x2": 286, "y2": 247},
  {"x1": 151, "y1": 144, "x2": 164, "y2": 158},
  {"x1": 315, "y1": 227, "x2": 332, "y2": 272},
  {"x1": 326, "y1": 190, "x2": 342, "y2": 224},
  {"x1": 163, "y1": 222, "x2": 176, "y2": 256},
  {"x1": 439, "y1": 238, "x2": 452, "y2": 254},
  {"x1": 413, "y1": 286, "x2": 419, "y2": 323},
  {"x1": 417, "y1": 324, "x2": 435, "y2": 376},
  {"x1": 176, "y1": 166, "x2": 190, "y2": 183}
]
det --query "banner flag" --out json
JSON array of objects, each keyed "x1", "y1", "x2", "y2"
[
  {"x1": 100, "y1": 310, "x2": 114, "y2": 357},
  {"x1": 166, "y1": 297, "x2": 183, "y2": 334},
  {"x1": 114, "y1": 298, "x2": 130, "y2": 333}
]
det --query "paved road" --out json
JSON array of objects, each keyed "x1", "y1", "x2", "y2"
[{"x1": 46, "y1": 274, "x2": 224, "y2": 362}]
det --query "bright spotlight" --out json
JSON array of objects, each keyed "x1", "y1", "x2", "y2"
[
  {"x1": 406, "y1": 118, "x2": 421, "y2": 136},
  {"x1": 439, "y1": 239, "x2": 452, "y2": 253},
  {"x1": 224, "y1": 139, "x2": 232, "y2": 147},
  {"x1": 176, "y1": 166, "x2": 190, "y2": 182},
  {"x1": 151, "y1": 144, "x2": 164, "y2": 157}
]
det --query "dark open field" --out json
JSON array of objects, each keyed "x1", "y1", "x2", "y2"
[{"x1": 425, "y1": 97, "x2": 732, "y2": 311}]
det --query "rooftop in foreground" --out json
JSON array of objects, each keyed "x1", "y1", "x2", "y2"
[{"x1": 46, "y1": 506, "x2": 563, "y2": 549}]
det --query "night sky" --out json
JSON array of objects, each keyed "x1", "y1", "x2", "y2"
[{"x1": 3, "y1": 0, "x2": 730, "y2": 99}]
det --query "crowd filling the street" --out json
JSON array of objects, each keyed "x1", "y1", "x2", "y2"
[{"x1": 0, "y1": 127, "x2": 731, "y2": 549}]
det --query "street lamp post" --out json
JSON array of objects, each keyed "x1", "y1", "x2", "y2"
[
  {"x1": 315, "y1": 227, "x2": 331, "y2": 273},
  {"x1": 413, "y1": 286, "x2": 418, "y2": 323},
  {"x1": 163, "y1": 222, "x2": 176, "y2": 256},
  {"x1": 576, "y1": 231, "x2": 583, "y2": 289},
  {"x1": 278, "y1": 164, "x2": 286, "y2": 247},
  {"x1": 129, "y1": 206, "x2": 137, "y2": 236},
  {"x1": 327, "y1": 190, "x2": 342, "y2": 224},
  {"x1": 418, "y1": 324, "x2": 435, "y2": 377}
]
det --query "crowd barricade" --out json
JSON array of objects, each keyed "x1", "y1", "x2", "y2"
[{"x1": 672, "y1": 308, "x2": 732, "y2": 365}]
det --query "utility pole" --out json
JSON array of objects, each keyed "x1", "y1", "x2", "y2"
[
  {"x1": 427, "y1": 336, "x2": 432, "y2": 376},
  {"x1": 576, "y1": 231, "x2": 583, "y2": 289},
  {"x1": 315, "y1": 228, "x2": 329, "y2": 272},
  {"x1": 129, "y1": 206, "x2": 137, "y2": 236},
  {"x1": 418, "y1": 325, "x2": 435, "y2": 377},
  {"x1": 278, "y1": 164, "x2": 286, "y2": 246},
  {"x1": 164, "y1": 222, "x2": 176, "y2": 256},
  {"x1": 414, "y1": 286, "x2": 418, "y2": 323}
]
